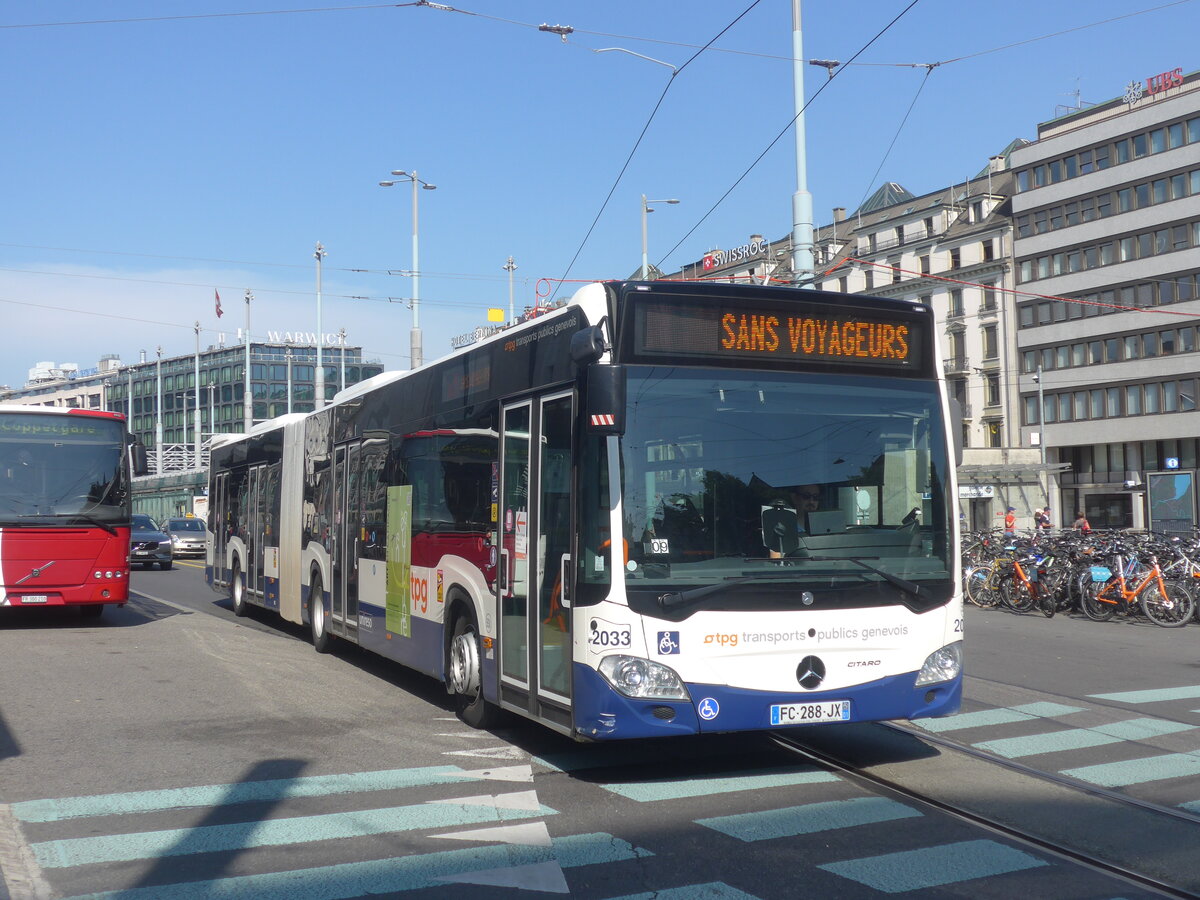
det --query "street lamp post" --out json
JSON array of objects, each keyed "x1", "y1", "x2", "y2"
[
  {"x1": 314, "y1": 244, "x2": 327, "y2": 409},
  {"x1": 1035, "y1": 364, "x2": 1048, "y2": 504},
  {"x1": 641, "y1": 194, "x2": 679, "y2": 280},
  {"x1": 503, "y1": 256, "x2": 517, "y2": 324},
  {"x1": 155, "y1": 346, "x2": 163, "y2": 474},
  {"x1": 380, "y1": 170, "x2": 436, "y2": 369}
]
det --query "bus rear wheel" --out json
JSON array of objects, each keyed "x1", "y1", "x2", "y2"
[
  {"x1": 230, "y1": 560, "x2": 248, "y2": 617},
  {"x1": 448, "y1": 613, "x2": 496, "y2": 729},
  {"x1": 310, "y1": 573, "x2": 331, "y2": 653}
]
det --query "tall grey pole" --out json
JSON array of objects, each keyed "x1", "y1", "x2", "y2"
[
  {"x1": 790, "y1": 0, "x2": 815, "y2": 287},
  {"x1": 410, "y1": 174, "x2": 423, "y2": 369},
  {"x1": 503, "y1": 256, "x2": 517, "y2": 324},
  {"x1": 193, "y1": 321, "x2": 202, "y2": 469},
  {"x1": 1036, "y1": 364, "x2": 1046, "y2": 467},
  {"x1": 1036, "y1": 363, "x2": 1047, "y2": 504},
  {"x1": 155, "y1": 347, "x2": 163, "y2": 474},
  {"x1": 640, "y1": 194, "x2": 649, "y2": 280},
  {"x1": 314, "y1": 243, "x2": 327, "y2": 409},
  {"x1": 243, "y1": 290, "x2": 253, "y2": 432},
  {"x1": 338, "y1": 329, "x2": 346, "y2": 392},
  {"x1": 286, "y1": 345, "x2": 293, "y2": 415}
]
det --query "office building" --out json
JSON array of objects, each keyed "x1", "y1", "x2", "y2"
[{"x1": 1010, "y1": 66, "x2": 1200, "y2": 530}]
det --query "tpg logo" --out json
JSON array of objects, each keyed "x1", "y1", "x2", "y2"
[{"x1": 703, "y1": 633, "x2": 738, "y2": 648}]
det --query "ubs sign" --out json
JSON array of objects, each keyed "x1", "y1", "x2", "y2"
[{"x1": 1124, "y1": 66, "x2": 1184, "y2": 104}]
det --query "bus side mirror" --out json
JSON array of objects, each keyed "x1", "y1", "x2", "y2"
[
  {"x1": 947, "y1": 398, "x2": 963, "y2": 467},
  {"x1": 131, "y1": 440, "x2": 149, "y2": 477},
  {"x1": 570, "y1": 321, "x2": 608, "y2": 365},
  {"x1": 585, "y1": 364, "x2": 626, "y2": 436}
]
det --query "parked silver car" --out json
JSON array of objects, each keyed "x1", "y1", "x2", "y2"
[
  {"x1": 160, "y1": 516, "x2": 207, "y2": 558},
  {"x1": 130, "y1": 514, "x2": 173, "y2": 570}
]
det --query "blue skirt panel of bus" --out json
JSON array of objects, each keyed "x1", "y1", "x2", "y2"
[
  {"x1": 263, "y1": 576, "x2": 279, "y2": 610},
  {"x1": 571, "y1": 663, "x2": 961, "y2": 740},
  {"x1": 355, "y1": 602, "x2": 454, "y2": 685}
]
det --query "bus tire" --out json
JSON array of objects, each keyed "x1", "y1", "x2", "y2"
[
  {"x1": 230, "y1": 559, "x2": 248, "y2": 617},
  {"x1": 310, "y1": 572, "x2": 331, "y2": 653},
  {"x1": 448, "y1": 612, "x2": 496, "y2": 729}
]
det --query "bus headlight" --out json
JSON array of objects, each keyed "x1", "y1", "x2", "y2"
[
  {"x1": 915, "y1": 641, "x2": 963, "y2": 686},
  {"x1": 598, "y1": 655, "x2": 690, "y2": 700}
]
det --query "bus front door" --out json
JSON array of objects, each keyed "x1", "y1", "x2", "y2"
[
  {"x1": 499, "y1": 391, "x2": 574, "y2": 731},
  {"x1": 330, "y1": 442, "x2": 360, "y2": 641}
]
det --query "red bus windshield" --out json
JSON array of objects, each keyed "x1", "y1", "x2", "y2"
[{"x1": 0, "y1": 412, "x2": 130, "y2": 529}]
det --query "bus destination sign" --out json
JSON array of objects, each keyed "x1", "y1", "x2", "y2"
[{"x1": 633, "y1": 300, "x2": 924, "y2": 371}]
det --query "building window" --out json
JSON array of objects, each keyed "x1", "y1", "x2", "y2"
[
  {"x1": 949, "y1": 248, "x2": 961, "y2": 269},
  {"x1": 981, "y1": 283, "x2": 997, "y2": 310},
  {"x1": 986, "y1": 420, "x2": 1002, "y2": 448},
  {"x1": 983, "y1": 325, "x2": 998, "y2": 360},
  {"x1": 948, "y1": 289, "x2": 963, "y2": 317}
]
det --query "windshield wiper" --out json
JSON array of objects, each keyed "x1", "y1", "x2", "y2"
[
  {"x1": 17, "y1": 512, "x2": 118, "y2": 535},
  {"x1": 801, "y1": 555, "x2": 931, "y2": 603},
  {"x1": 658, "y1": 573, "x2": 798, "y2": 613}
]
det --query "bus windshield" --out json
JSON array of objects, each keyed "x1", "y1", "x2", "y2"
[
  {"x1": 0, "y1": 414, "x2": 128, "y2": 527},
  {"x1": 619, "y1": 367, "x2": 952, "y2": 607}
]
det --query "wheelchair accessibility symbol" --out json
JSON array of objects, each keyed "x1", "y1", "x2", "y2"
[{"x1": 697, "y1": 697, "x2": 720, "y2": 721}]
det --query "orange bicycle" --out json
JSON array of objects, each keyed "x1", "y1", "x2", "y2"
[{"x1": 1081, "y1": 542, "x2": 1194, "y2": 627}]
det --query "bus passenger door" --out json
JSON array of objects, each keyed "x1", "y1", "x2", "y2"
[
  {"x1": 246, "y1": 465, "x2": 261, "y2": 597},
  {"x1": 330, "y1": 442, "x2": 360, "y2": 641},
  {"x1": 211, "y1": 472, "x2": 228, "y2": 579},
  {"x1": 499, "y1": 391, "x2": 574, "y2": 730}
]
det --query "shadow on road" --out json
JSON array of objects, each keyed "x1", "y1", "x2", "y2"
[
  {"x1": 127, "y1": 758, "x2": 309, "y2": 894},
  {"x1": 0, "y1": 597, "x2": 188, "y2": 632}
]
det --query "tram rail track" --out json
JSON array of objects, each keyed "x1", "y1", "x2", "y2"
[{"x1": 771, "y1": 720, "x2": 1200, "y2": 899}]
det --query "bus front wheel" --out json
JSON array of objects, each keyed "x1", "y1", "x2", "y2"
[
  {"x1": 448, "y1": 613, "x2": 496, "y2": 729},
  {"x1": 310, "y1": 573, "x2": 331, "y2": 653}
]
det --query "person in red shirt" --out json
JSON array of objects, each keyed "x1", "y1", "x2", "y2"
[{"x1": 1001, "y1": 506, "x2": 1016, "y2": 537}]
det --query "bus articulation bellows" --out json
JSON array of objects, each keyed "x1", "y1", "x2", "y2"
[
  {"x1": 0, "y1": 405, "x2": 148, "y2": 617},
  {"x1": 207, "y1": 281, "x2": 962, "y2": 740}
]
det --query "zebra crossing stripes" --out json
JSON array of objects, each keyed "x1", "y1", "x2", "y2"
[
  {"x1": 599, "y1": 768, "x2": 839, "y2": 803},
  {"x1": 1063, "y1": 752, "x2": 1200, "y2": 788},
  {"x1": 917, "y1": 701, "x2": 1085, "y2": 733},
  {"x1": 59, "y1": 832, "x2": 652, "y2": 900},
  {"x1": 817, "y1": 839, "x2": 1049, "y2": 893},
  {"x1": 602, "y1": 884, "x2": 761, "y2": 900},
  {"x1": 32, "y1": 792, "x2": 558, "y2": 869},
  {"x1": 10, "y1": 765, "x2": 481, "y2": 824},
  {"x1": 697, "y1": 797, "x2": 920, "y2": 842},
  {"x1": 1089, "y1": 685, "x2": 1200, "y2": 704},
  {"x1": 973, "y1": 718, "x2": 1196, "y2": 760}
]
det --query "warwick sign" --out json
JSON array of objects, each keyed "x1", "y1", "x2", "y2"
[{"x1": 264, "y1": 331, "x2": 344, "y2": 345}]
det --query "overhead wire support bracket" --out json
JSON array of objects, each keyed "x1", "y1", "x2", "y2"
[{"x1": 538, "y1": 23, "x2": 574, "y2": 41}]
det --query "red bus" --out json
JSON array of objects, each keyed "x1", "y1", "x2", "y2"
[{"x1": 0, "y1": 405, "x2": 147, "y2": 617}]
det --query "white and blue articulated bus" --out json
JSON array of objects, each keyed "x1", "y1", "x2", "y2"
[{"x1": 207, "y1": 280, "x2": 962, "y2": 740}]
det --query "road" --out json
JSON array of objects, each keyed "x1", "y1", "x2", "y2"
[{"x1": 2, "y1": 563, "x2": 1198, "y2": 899}]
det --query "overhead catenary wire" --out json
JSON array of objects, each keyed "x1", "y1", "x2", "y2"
[
  {"x1": 546, "y1": 0, "x2": 766, "y2": 302},
  {"x1": 657, "y1": 0, "x2": 923, "y2": 269}
]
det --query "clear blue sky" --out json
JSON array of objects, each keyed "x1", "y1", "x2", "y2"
[{"x1": 2, "y1": 0, "x2": 1197, "y2": 387}]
